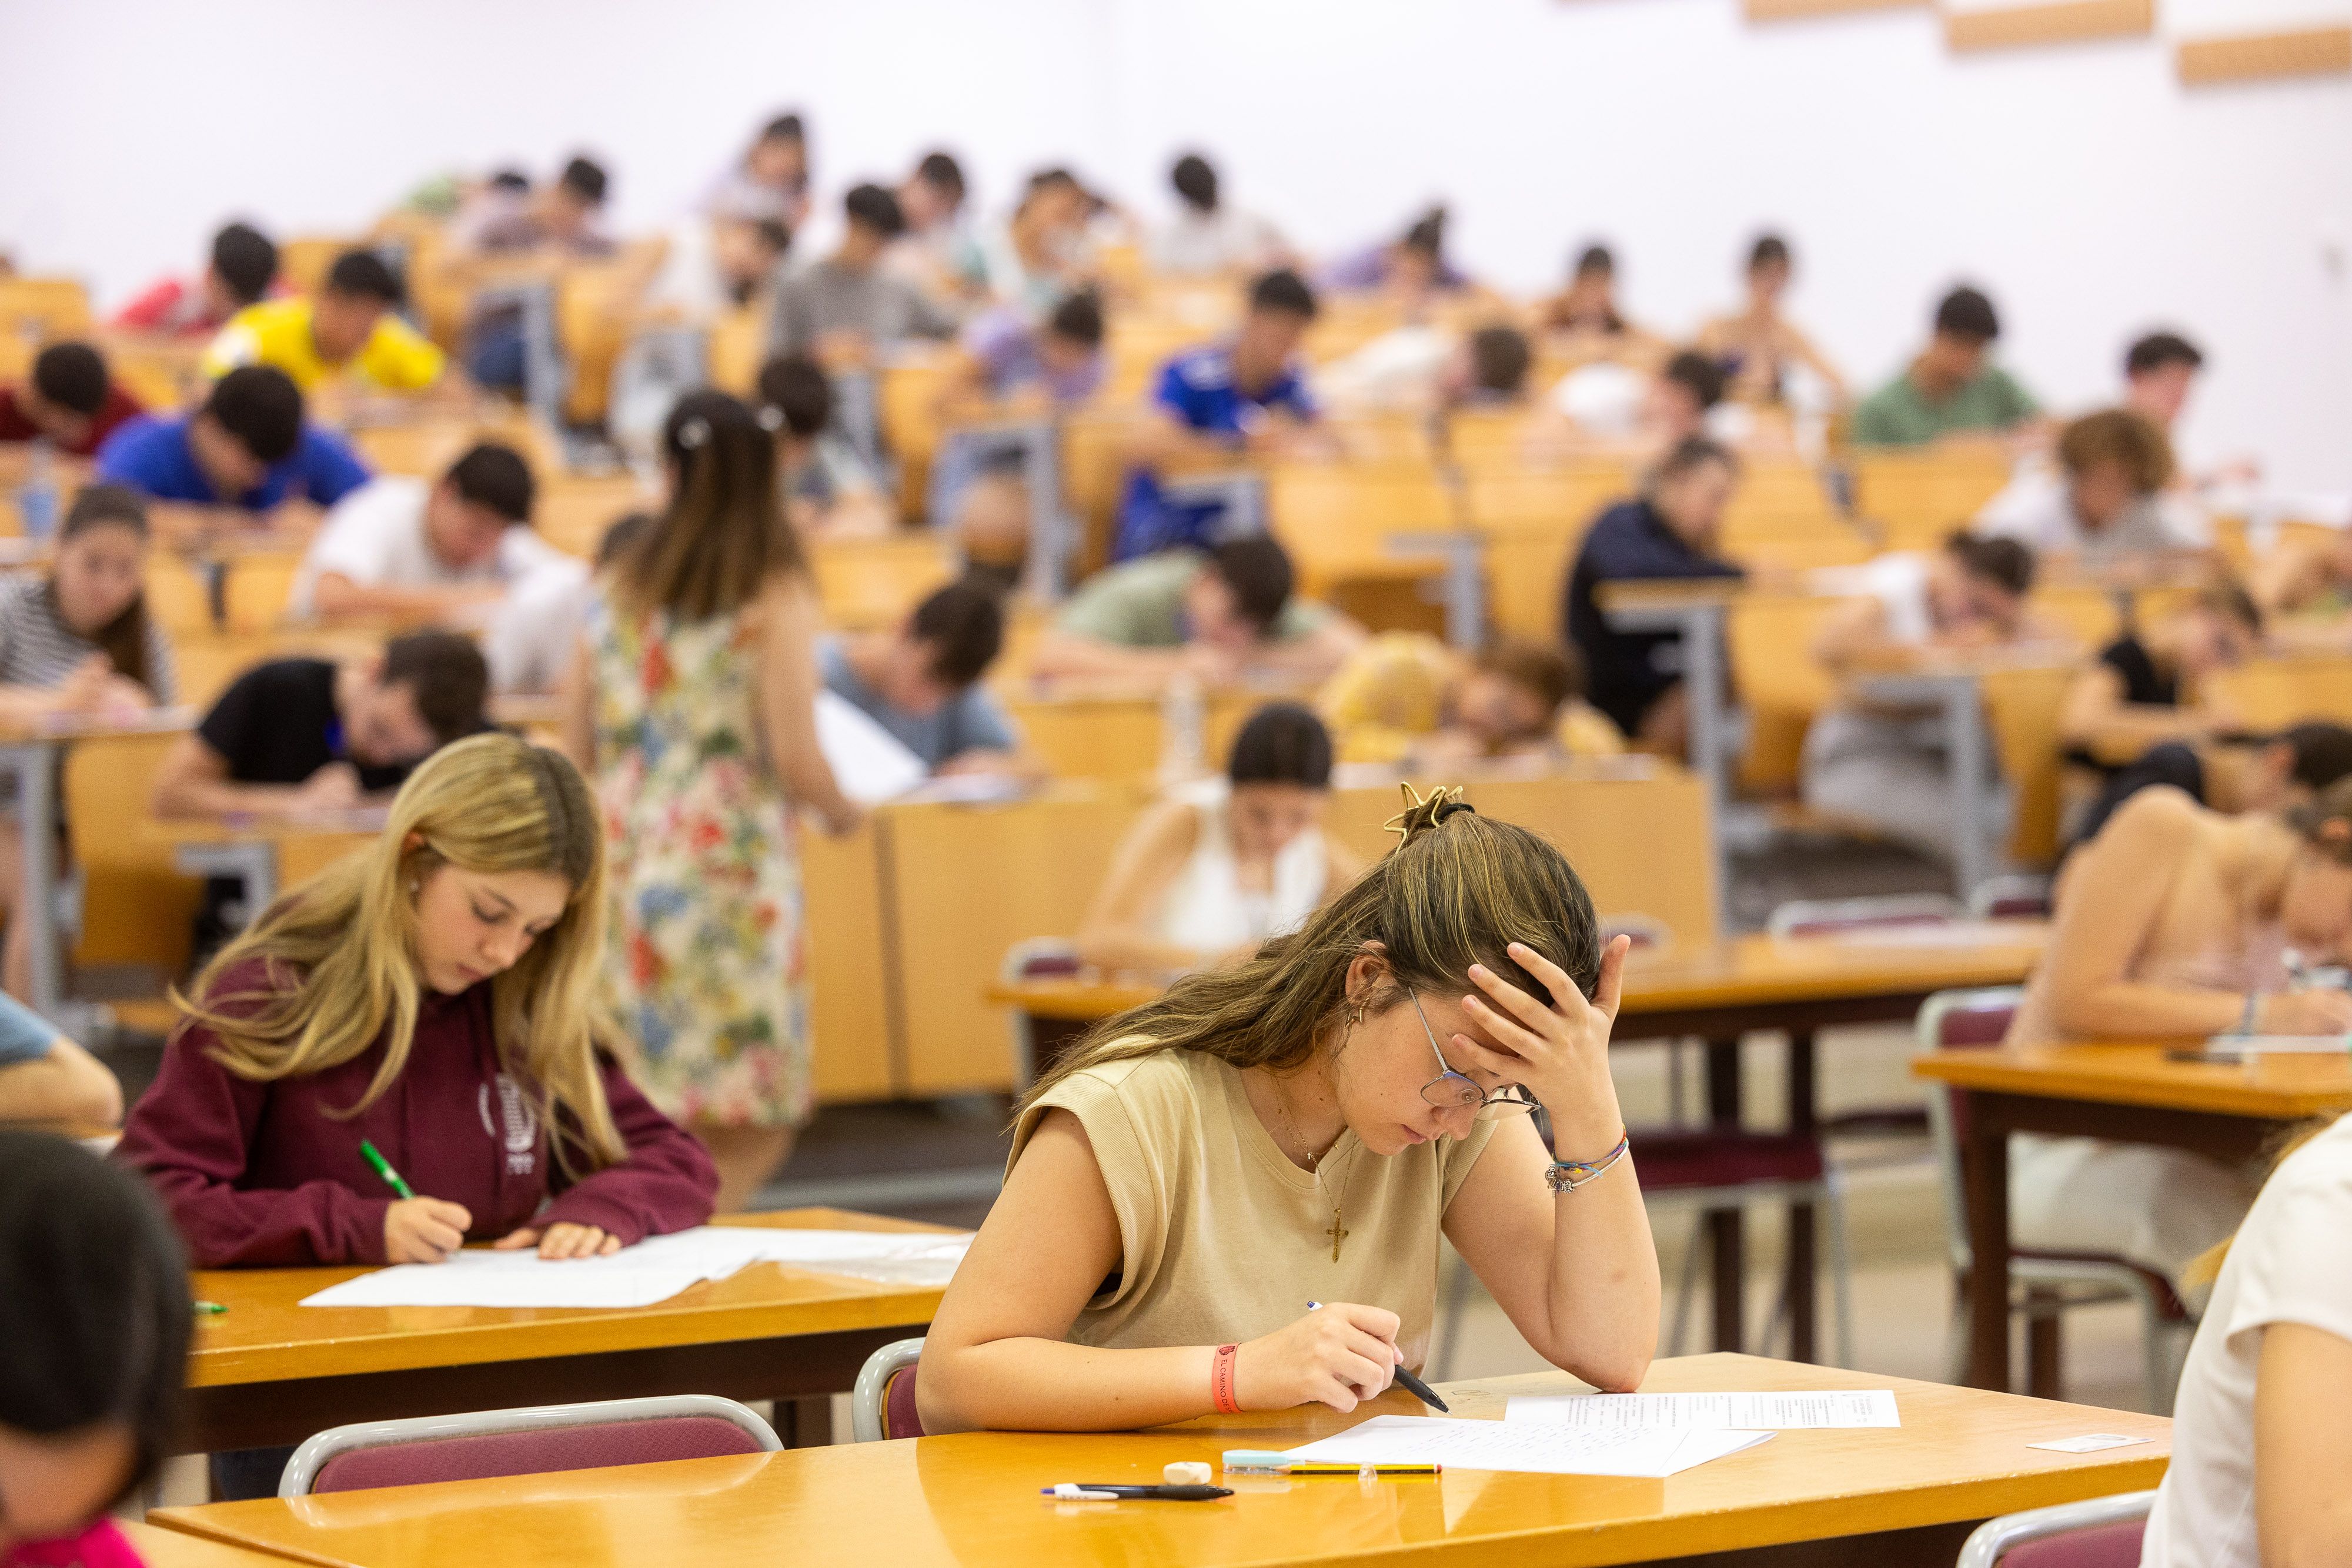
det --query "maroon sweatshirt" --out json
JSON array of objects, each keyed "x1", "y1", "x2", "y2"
[{"x1": 115, "y1": 958, "x2": 718, "y2": 1268}]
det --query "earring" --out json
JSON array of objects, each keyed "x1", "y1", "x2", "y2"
[{"x1": 408, "y1": 879, "x2": 420, "y2": 894}]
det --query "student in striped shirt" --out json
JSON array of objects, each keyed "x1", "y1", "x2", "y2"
[{"x1": 0, "y1": 484, "x2": 176, "y2": 1001}]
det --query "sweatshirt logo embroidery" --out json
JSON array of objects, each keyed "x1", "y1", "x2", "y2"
[{"x1": 479, "y1": 1076, "x2": 539, "y2": 1175}]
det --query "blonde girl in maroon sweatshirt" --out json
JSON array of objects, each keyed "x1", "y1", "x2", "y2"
[{"x1": 117, "y1": 733, "x2": 717, "y2": 1268}]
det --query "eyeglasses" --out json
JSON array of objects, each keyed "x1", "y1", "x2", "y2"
[{"x1": 1411, "y1": 994, "x2": 1539, "y2": 1121}]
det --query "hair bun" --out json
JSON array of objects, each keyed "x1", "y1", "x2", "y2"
[{"x1": 1382, "y1": 782, "x2": 1474, "y2": 846}]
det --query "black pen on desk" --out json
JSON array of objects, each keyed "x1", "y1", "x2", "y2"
[
  {"x1": 1305, "y1": 1301, "x2": 1451, "y2": 1413},
  {"x1": 1044, "y1": 1483, "x2": 1231, "y2": 1501}
]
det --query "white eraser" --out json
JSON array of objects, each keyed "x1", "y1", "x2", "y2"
[{"x1": 1165, "y1": 1461, "x2": 1212, "y2": 1485}]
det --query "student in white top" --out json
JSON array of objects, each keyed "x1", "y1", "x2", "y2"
[
  {"x1": 1976, "y1": 409, "x2": 2209, "y2": 562},
  {"x1": 2143, "y1": 1111, "x2": 2352, "y2": 1567},
  {"x1": 1148, "y1": 154, "x2": 1289, "y2": 279},
  {"x1": 1077, "y1": 704, "x2": 1361, "y2": 974},
  {"x1": 292, "y1": 443, "x2": 584, "y2": 691}
]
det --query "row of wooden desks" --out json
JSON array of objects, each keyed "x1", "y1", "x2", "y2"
[
  {"x1": 995, "y1": 927, "x2": 2049, "y2": 1366},
  {"x1": 1915, "y1": 1042, "x2": 2352, "y2": 1393},
  {"x1": 145, "y1": 1353, "x2": 2168, "y2": 1568},
  {"x1": 179, "y1": 1209, "x2": 950, "y2": 1456}
]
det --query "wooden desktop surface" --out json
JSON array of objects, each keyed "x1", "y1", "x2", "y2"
[
  {"x1": 187, "y1": 1209, "x2": 951, "y2": 1389},
  {"x1": 1913, "y1": 1041, "x2": 2352, "y2": 1122},
  {"x1": 991, "y1": 928, "x2": 2050, "y2": 1026},
  {"x1": 118, "y1": 1521, "x2": 303, "y2": 1568},
  {"x1": 150, "y1": 1353, "x2": 2168, "y2": 1568}
]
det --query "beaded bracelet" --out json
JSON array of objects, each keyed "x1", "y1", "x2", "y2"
[{"x1": 1545, "y1": 1132, "x2": 1631, "y2": 1194}]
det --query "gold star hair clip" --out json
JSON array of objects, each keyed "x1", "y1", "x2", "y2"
[{"x1": 1383, "y1": 781, "x2": 1468, "y2": 844}]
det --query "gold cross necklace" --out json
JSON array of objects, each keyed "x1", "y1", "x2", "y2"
[{"x1": 1271, "y1": 1082, "x2": 1360, "y2": 1262}]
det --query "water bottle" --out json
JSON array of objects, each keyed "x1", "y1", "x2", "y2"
[
  {"x1": 17, "y1": 439, "x2": 58, "y2": 540},
  {"x1": 1158, "y1": 673, "x2": 1208, "y2": 787}
]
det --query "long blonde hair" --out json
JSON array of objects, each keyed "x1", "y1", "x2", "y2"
[
  {"x1": 1021, "y1": 788, "x2": 1602, "y2": 1112},
  {"x1": 173, "y1": 733, "x2": 625, "y2": 1171}
]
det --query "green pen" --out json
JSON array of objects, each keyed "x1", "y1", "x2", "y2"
[
  {"x1": 193, "y1": 1301, "x2": 228, "y2": 1316},
  {"x1": 359, "y1": 1141, "x2": 417, "y2": 1201}
]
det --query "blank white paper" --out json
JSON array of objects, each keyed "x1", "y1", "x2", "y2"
[
  {"x1": 816, "y1": 689, "x2": 929, "y2": 804},
  {"x1": 1505, "y1": 1390, "x2": 1899, "y2": 1430},
  {"x1": 1282, "y1": 1416, "x2": 1773, "y2": 1477}
]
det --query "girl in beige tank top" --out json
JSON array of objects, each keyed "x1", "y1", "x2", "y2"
[{"x1": 917, "y1": 790, "x2": 1663, "y2": 1435}]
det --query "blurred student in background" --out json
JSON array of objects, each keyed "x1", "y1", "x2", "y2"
[
  {"x1": 1318, "y1": 635, "x2": 1620, "y2": 766},
  {"x1": 822, "y1": 581, "x2": 1037, "y2": 780},
  {"x1": 201, "y1": 249, "x2": 446, "y2": 397},
  {"x1": 1850, "y1": 285, "x2": 2040, "y2": 447},
  {"x1": 2058, "y1": 583, "x2": 2262, "y2": 784},
  {"x1": 1977, "y1": 409, "x2": 2204, "y2": 561},
  {"x1": 96, "y1": 366, "x2": 370, "y2": 518},
  {"x1": 1035, "y1": 534, "x2": 1362, "y2": 685},
  {"x1": 1539, "y1": 347, "x2": 1752, "y2": 463},
  {"x1": 756, "y1": 355, "x2": 893, "y2": 537},
  {"x1": 457, "y1": 155, "x2": 615, "y2": 394},
  {"x1": 1149, "y1": 152, "x2": 1289, "y2": 278},
  {"x1": 888, "y1": 151, "x2": 984, "y2": 307},
  {"x1": 112, "y1": 220, "x2": 278, "y2": 337},
  {"x1": 974, "y1": 169, "x2": 1094, "y2": 319},
  {"x1": 0, "y1": 994, "x2": 121, "y2": 1126},
  {"x1": 1696, "y1": 233, "x2": 1845, "y2": 407},
  {"x1": 1322, "y1": 207, "x2": 1464, "y2": 305},
  {"x1": 1317, "y1": 322, "x2": 1531, "y2": 416},
  {"x1": 643, "y1": 214, "x2": 790, "y2": 321},
  {"x1": 1077, "y1": 703, "x2": 1358, "y2": 974},
  {"x1": 769, "y1": 184, "x2": 957, "y2": 366},
  {"x1": 1563, "y1": 437, "x2": 1745, "y2": 756},
  {"x1": 705, "y1": 112, "x2": 811, "y2": 229},
  {"x1": 1114, "y1": 268, "x2": 1327, "y2": 561},
  {"x1": 0, "y1": 343, "x2": 145, "y2": 457},
  {"x1": 2064, "y1": 723, "x2": 2352, "y2": 873},
  {"x1": 562, "y1": 391, "x2": 859, "y2": 1212},
  {"x1": 1538, "y1": 243, "x2": 1665, "y2": 367}
]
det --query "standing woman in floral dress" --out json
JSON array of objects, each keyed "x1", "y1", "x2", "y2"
[{"x1": 560, "y1": 389, "x2": 861, "y2": 1211}]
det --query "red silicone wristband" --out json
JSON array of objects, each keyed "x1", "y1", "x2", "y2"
[{"x1": 1212, "y1": 1343, "x2": 1241, "y2": 1413}]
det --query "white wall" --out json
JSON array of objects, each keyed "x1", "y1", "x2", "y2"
[{"x1": 2, "y1": 0, "x2": 2347, "y2": 488}]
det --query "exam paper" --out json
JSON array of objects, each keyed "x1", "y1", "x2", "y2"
[
  {"x1": 1283, "y1": 1416, "x2": 1772, "y2": 1478},
  {"x1": 299, "y1": 1226, "x2": 974, "y2": 1309},
  {"x1": 1505, "y1": 1390, "x2": 1899, "y2": 1430},
  {"x1": 816, "y1": 689, "x2": 929, "y2": 804}
]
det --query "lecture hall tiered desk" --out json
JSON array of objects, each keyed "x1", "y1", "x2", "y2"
[
  {"x1": 1916, "y1": 1038, "x2": 2352, "y2": 1392},
  {"x1": 997, "y1": 924, "x2": 2051, "y2": 1365},
  {"x1": 180, "y1": 1210, "x2": 955, "y2": 1454},
  {"x1": 148, "y1": 1353, "x2": 2168, "y2": 1568}
]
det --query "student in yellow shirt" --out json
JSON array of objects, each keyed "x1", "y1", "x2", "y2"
[
  {"x1": 202, "y1": 250, "x2": 446, "y2": 394},
  {"x1": 1317, "y1": 634, "x2": 1623, "y2": 767}
]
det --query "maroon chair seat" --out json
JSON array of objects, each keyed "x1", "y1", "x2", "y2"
[
  {"x1": 1633, "y1": 1128, "x2": 1828, "y2": 1190},
  {"x1": 310, "y1": 1416, "x2": 767, "y2": 1494},
  {"x1": 883, "y1": 1365, "x2": 926, "y2": 1440},
  {"x1": 2002, "y1": 1519, "x2": 2146, "y2": 1567}
]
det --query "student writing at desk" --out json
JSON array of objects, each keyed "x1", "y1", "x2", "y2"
[
  {"x1": 2057, "y1": 583, "x2": 2261, "y2": 784},
  {"x1": 1849, "y1": 285, "x2": 2040, "y2": 449},
  {"x1": 921, "y1": 790, "x2": 1657, "y2": 1432},
  {"x1": 754, "y1": 355, "x2": 894, "y2": 539},
  {"x1": 0, "y1": 991, "x2": 121, "y2": 1127},
  {"x1": 1076, "y1": 704, "x2": 1358, "y2": 975},
  {"x1": 1976, "y1": 409, "x2": 2204, "y2": 562},
  {"x1": 0, "y1": 343, "x2": 145, "y2": 459},
  {"x1": 94, "y1": 365, "x2": 371, "y2": 526},
  {"x1": 0, "y1": 486, "x2": 176, "y2": 1001},
  {"x1": 2062, "y1": 723, "x2": 2352, "y2": 871},
  {"x1": 1031, "y1": 535, "x2": 1364, "y2": 686},
  {"x1": 1695, "y1": 233, "x2": 1846, "y2": 409},
  {"x1": 2002, "y1": 778, "x2": 2352, "y2": 1305},
  {"x1": 115, "y1": 737, "x2": 717, "y2": 1496},
  {"x1": 820, "y1": 581, "x2": 1039, "y2": 780},
  {"x1": 199, "y1": 249, "x2": 448, "y2": 400},
  {"x1": 112, "y1": 220, "x2": 278, "y2": 339},
  {"x1": 0, "y1": 1131, "x2": 189, "y2": 1566},
  {"x1": 1536, "y1": 242, "x2": 1666, "y2": 367}
]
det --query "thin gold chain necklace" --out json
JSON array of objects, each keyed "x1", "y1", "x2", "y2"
[{"x1": 1271, "y1": 1085, "x2": 1361, "y2": 1262}]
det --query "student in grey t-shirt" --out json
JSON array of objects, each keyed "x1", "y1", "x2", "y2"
[
  {"x1": 819, "y1": 581, "x2": 1035, "y2": 777},
  {"x1": 767, "y1": 185, "x2": 957, "y2": 359},
  {"x1": 0, "y1": 991, "x2": 122, "y2": 1126}
]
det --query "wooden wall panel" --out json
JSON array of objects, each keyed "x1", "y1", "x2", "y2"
[
  {"x1": 2177, "y1": 26, "x2": 2352, "y2": 85},
  {"x1": 1744, "y1": 0, "x2": 1923, "y2": 19},
  {"x1": 1940, "y1": 0, "x2": 2153, "y2": 51}
]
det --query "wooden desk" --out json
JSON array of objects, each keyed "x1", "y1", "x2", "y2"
[
  {"x1": 146, "y1": 811, "x2": 385, "y2": 918},
  {"x1": 178, "y1": 1209, "x2": 952, "y2": 1456},
  {"x1": 994, "y1": 928, "x2": 2047, "y2": 1365},
  {"x1": 1915, "y1": 1042, "x2": 2352, "y2": 1393},
  {"x1": 149, "y1": 1353, "x2": 2167, "y2": 1568},
  {"x1": 118, "y1": 1521, "x2": 303, "y2": 1567}
]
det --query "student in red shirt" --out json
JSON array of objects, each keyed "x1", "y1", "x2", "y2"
[
  {"x1": 116, "y1": 732, "x2": 717, "y2": 1274},
  {"x1": 111, "y1": 222, "x2": 279, "y2": 338},
  {"x1": 0, "y1": 344, "x2": 145, "y2": 458}
]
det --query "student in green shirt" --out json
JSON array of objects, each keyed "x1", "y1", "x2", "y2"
[
  {"x1": 1032, "y1": 536, "x2": 1363, "y2": 684},
  {"x1": 1850, "y1": 286, "x2": 2042, "y2": 446}
]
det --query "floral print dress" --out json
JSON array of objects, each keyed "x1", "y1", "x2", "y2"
[{"x1": 587, "y1": 588, "x2": 812, "y2": 1129}]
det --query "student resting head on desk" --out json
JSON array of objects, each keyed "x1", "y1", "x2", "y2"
[
  {"x1": 114, "y1": 733, "x2": 717, "y2": 1270},
  {"x1": 0, "y1": 342, "x2": 146, "y2": 459},
  {"x1": 0, "y1": 1131, "x2": 189, "y2": 1567},
  {"x1": 2056, "y1": 581, "x2": 2262, "y2": 781},
  {"x1": 2004, "y1": 776, "x2": 2352, "y2": 1306},
  {"x1": 1317, "y1": 632, "x2": 1622, "y2": 767},
  {"x1": 921, "y1": 786, "x2": 1659, "y2": 1434}
]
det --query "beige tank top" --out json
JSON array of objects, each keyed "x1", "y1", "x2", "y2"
[{"x1": 1011, "y1": 1044, "x2": 1497, "y2": 1372}]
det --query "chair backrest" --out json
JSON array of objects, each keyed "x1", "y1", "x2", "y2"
[
  {"x1": 850, "y1": 1336, "x2": 928, "y2": 1442},
  {"x1": 1955, "y1": 1489, "x2": 2156, "y2": 1568},
  {"x1": 1599, "y1": 912, "x2": 1671, "y2": 952},
  {"x1": 1766, "y1": 893, "x2": 1965, "y2": 938},
  {"x1": 1968, "y1": 874, "x2": 2052, "y2": 921},
  {"x1": 280, "y1": 1396, "x2": 778, "y2": 1497},
  {"x1": 1001, "y1": 937, "x2": 1083, "y2": 1088},
  {"x1": 1916, "y1": 987, "x2": 2024, "y2": 1276}
]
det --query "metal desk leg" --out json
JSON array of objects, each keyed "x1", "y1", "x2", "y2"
[
  {"x1": 1679, "y1": 606, "x2": 1731, "y2": 917},
  {"x1": 2, "y1": 741, "x2": 64, "y2": 1021},
  {"x1": 1706, "y1": 1037, "x2": 1745, "y2": 1352},
  {"x1": 1018, "y1": 422, "x2": 1071, "y2": 602},
  {"x1": 1962, "y1": 1089, "x2": 2014, "y2": 1390},
  {"x1": 172, "y1": 843, "x2": 280, "y2": 930},
  {"x1": 1941, "y1": 674, "x2": 1992, "y2": 900},
  {"x1": 1786, "y1": 1030, "x2": 1819, "y2": 1363}
]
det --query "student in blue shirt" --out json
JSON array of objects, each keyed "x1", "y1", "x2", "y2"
[
  {"x1": 1562, "y1": 436, "x2": 1746, "y2": 756},
  {"x1": 0, "y1": 991, "x2": 121, "y2": 1126},
  {"x1": 820, "y1": 580, "x2": 1036, "y2": 778},
  {"x1": 1112, "y1": 269, "x2": 1325, "y2": 561},
  {"x1": 95, "y1": 365, "x2": 370, "y2": 514}
]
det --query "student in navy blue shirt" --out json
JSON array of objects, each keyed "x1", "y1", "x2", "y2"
[
  {"x1": 95, "y1": 365, "x2": 370, "y2": 514},
  {"x1": 1563, "y1": 436, "x2": 1746, "y2": 755},
  {"x1": 1112, "y1": 269, "x2": 1324, "y2": 561}
]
